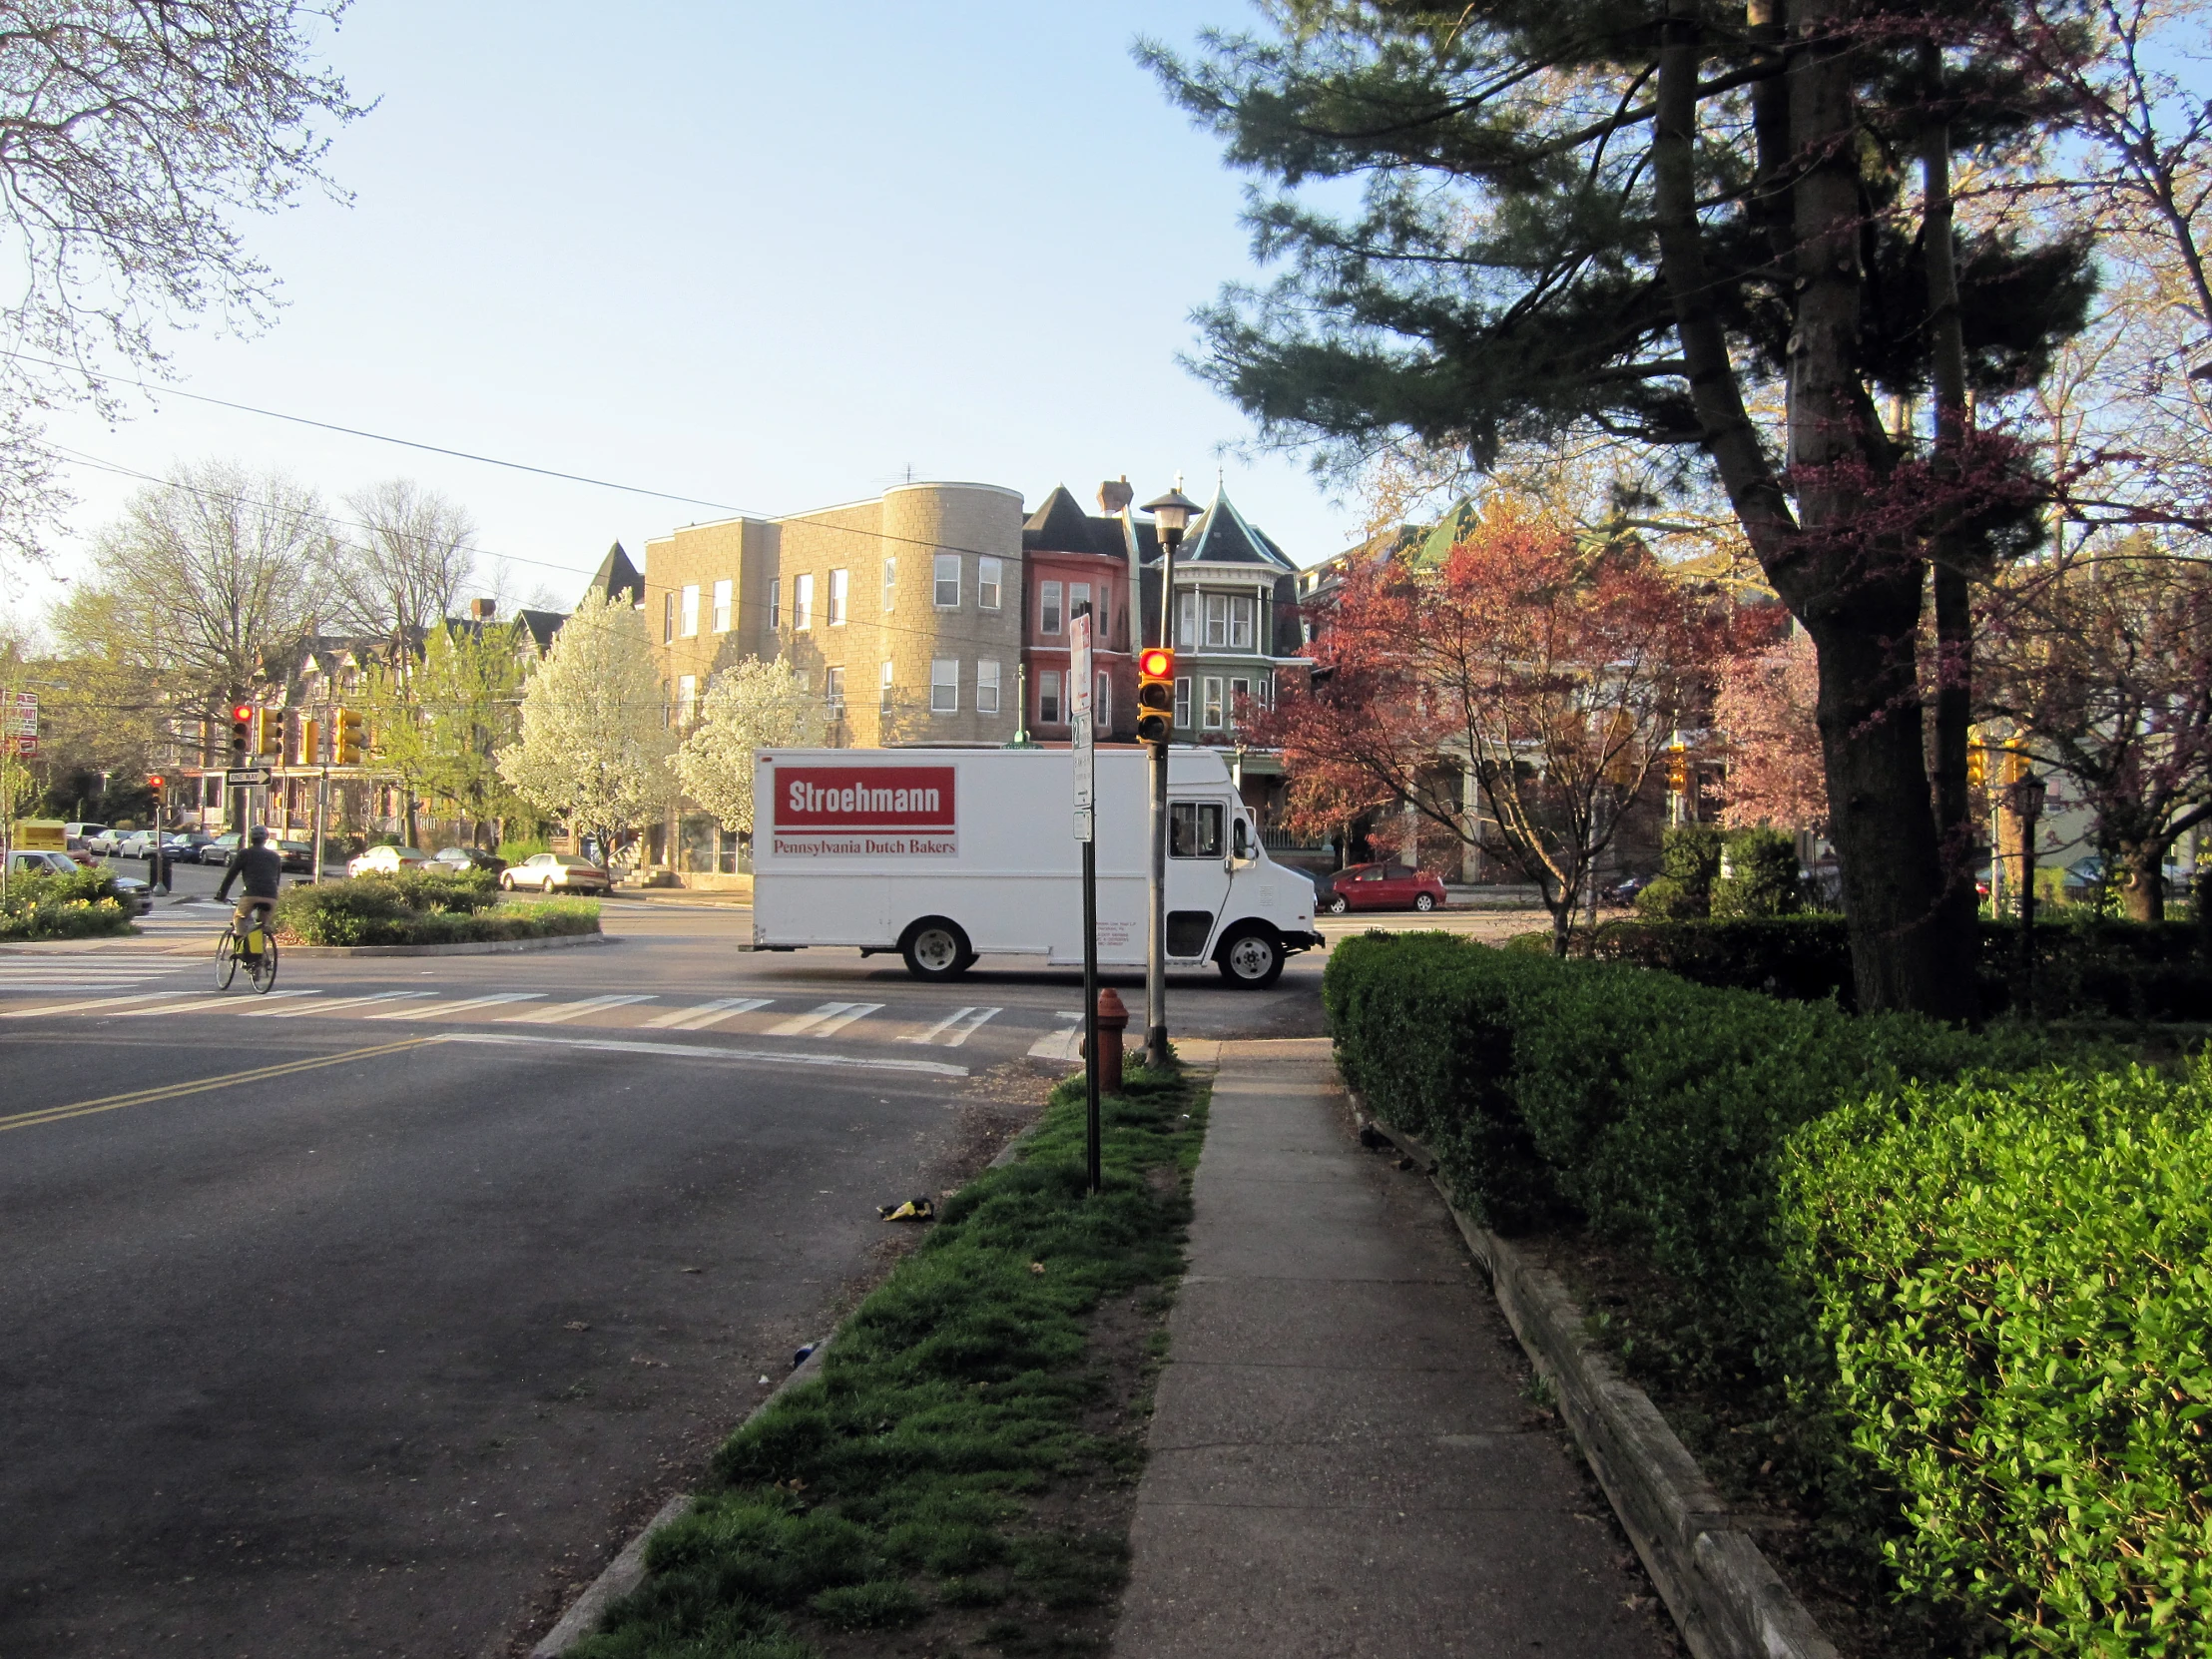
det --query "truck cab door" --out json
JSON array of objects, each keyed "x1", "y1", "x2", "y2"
[{"x1": 1166, "y1": 799, "x2": 1233, "y2": 958}]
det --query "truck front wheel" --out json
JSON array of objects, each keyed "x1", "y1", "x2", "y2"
[
  {"x1": 900, "y1": 918, "x2": 972, "y2": 981},
  {"x1": 1216, "y1": 926, "x2": 1285, "y2": 988}
]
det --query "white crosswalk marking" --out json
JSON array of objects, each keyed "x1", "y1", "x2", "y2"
[
  {"x1": 766, "y1": 1001, "x2": 880, "y2": 1037},
  {"x1": 901, "y1": 1005, "x2": 1003, "y2": 1046},
  {"x1": 0, "y1": 992, "x2": 171, "y2": 1018},
  {"x1": 365, "y1": 991, "x2": 545, "y2": 1021},
  {"x1": 112, "y1": 990, "x2": 317, "y2": 1016},
  {"x1": 497, "y1": 993, "x2": 654, "y2": 1026},
  {"x1": 244, "y1": 990, "x2": 433, "y2": 1019},
  {"x1": 1027, "y1": 1013, "x2": 1083, "y2": 1061},
  {"x1": 646, "y1": 996, "x2": 773, "y2": 1031}
]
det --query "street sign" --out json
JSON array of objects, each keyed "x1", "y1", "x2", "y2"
[
  {"x1": 6, "y1": 691, "x2": 34, "y2": 756},
  {"x1": 1070, "y1": 611, "x2": 1094, "y2": 842},
  {"x1": 225, "y1": 767, "x2": 273, "y2": 787}
]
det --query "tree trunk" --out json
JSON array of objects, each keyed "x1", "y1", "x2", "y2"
[{"x1": 2117, "y1": 835, "x2": 2167, "y2": 922}]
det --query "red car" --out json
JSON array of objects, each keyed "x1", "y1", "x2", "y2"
[{"x1": 1321, "y1": 861, "x2": 1448, "y2": 914}]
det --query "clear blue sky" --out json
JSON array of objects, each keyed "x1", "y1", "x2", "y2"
[{"x1": 12, "y1": 0, "x2": 1366, "y2": 627}]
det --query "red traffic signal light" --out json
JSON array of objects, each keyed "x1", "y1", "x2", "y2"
[
  {"x1": 1135, "y1": 648, "x2": 1176, "y2": 745},
  {"x1": 232, "y1": 703, "x2": 254, "y2": 724},
  {"x1": 147, "y1": 775, "x2": 164, "y2": 790}
]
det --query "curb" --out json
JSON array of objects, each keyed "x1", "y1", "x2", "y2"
[
  {"x1": 528, "y1": 1112, "x2": 1053, "y2": 1656},
  {"x1": 1361, "y1": 1108, "x2": 1838, "y2": 1659},
  {"x1": 276, "y1": 932, "x2": 614, "y2": 958}
]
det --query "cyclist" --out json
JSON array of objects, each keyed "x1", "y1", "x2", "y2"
[{"x1": 216, "y1": 826, "x2": 284, "y2": 956}]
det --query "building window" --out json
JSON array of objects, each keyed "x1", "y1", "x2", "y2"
[
  {"x1": 978, "y1": 555, "x2": 1002, "y2": 610},
  {"x1": 1038, "y1": 670, "x2": 1061, "y2": 725},
  {"x1": 1229, "y1": 676, "x2": 1253, "y2": 729},
  {"x1": 681, "y1": 584, "x2": 700, "y2": 638},
  {"x1": 1203, "y1": 593, "x2": 1229, "y2": 648},
  {"x1": 825, "y1": 666, "x2": 845, "y2": 720},
  {"x1": 1177, "y1": 592, "x2": 1196, "y2": 649},
  {"x1": 1040, "y1": 580, "x2": 1063, "y2": 636},
  {"x1": 767, "y1": 578, "x2": 781, "y2": 631},
  {"x1": 1202, "y1": 676, "x2": 1226, "y2": 730},
  {"x1": 712, "y1": 578, "x2": 733, "y2": 633},
  {"x1": 1173, "y1": 676, "x2": 1191, "y2": 730},
  {"x1": 677, "y1": 674, "x2": 697, "y2": 726},
  {"x1": 882, "y1": 557, "x2": 896, "y2": 612},
  {"x1": 793, "y1": 572, "x2": 814, "y2": 631},
  {"x1": 930, "y1": 658, "x2": 959, "y2": 713},
  {"x1": 663, "y1": 591, "x2": 676, "y2": 644},
  {"x1": 880, "y1": 660, "x2": 895, "y2": 709},
  {"x1": 977, "y1": 658, "x2": 1001, "y2": 715},
  {"x1": 1230, "y1": 594, "x2": 1256, "y2": 651},
  {"x1": 1095, "y1": 671, "x2": 1110, "y2": 729},
  {"x1": 933, "y1": 553, "x2": 960, "y2": 608},
  {"x1": 828, "y1": 568, "x2": 847, "y2": 627}
]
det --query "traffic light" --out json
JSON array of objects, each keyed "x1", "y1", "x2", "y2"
[
  {"x1": 1666, "y1": 740, "x2": 1689, "y2": 793},
  {"x1": 147, "y1": 775, "x2": 165, "y2": 800},
  {"x1": 335, "y1": 709, "x2": 364, "y2": 766},
  {"x1": 1967, "y1": 745, "x2": 1987, "y2": 790},
  {"x1": 229, "y1": 703, "x2": 253, "y2": 763},
  {"x1": 255, "y1": 708, "x2": 281, "y2": 757},
  {"x1": 1135, "y1": 648, "x2": 1175, "y2": 745}
]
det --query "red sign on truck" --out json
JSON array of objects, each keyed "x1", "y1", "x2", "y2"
[{"x1": 770, "y1": 764, "x2": 957, "y2": 856}]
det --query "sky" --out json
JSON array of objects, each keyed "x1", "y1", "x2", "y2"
[{"x1": 5, "y1": 0, "x2": 1374, "y2": 633}]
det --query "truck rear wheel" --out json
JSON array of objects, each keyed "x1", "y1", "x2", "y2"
[
  {"x1": 900, "y1": 918, "x2": 972, "y2": 981},
  {"x1": 1216, "y1": 926, "x2": 1285, "y2": 988}
]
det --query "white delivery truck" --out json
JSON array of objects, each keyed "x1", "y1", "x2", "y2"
[{"x1": 749, "y1": 746, "x2": 1324, "y2": 986}]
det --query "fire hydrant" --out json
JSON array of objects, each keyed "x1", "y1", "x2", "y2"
[{"x1": 1092, "y1": 987, "x2": 1129, "y2": 1096}]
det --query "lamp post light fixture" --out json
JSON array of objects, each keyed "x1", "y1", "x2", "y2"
[
  {"x1": 2008, "y1": 768, "x2": 2048, "y2": 1014},
  {"x1": 1139, "y1": 480, "x2": 1202, "y2": 1070}
]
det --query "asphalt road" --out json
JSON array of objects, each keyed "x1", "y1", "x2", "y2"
[{"x1": 0, "y1": 900, "x2": 1336, "y2": 1658}]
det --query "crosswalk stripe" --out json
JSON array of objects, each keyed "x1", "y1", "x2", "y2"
[
  {"x1": 766, "y1": 1001, "x2": 880, "y2": 1037},
  {"x1": 1027, "y1": 1013, "x2": 1082, "y2": 1061},
  {"x1": 647, "y1": 996, "x2": 773, "y2": 1031},
  {"x1": 437, "y1": 1031, "x2": 968, "y2": 1078},
  {"x1": 903, "y1": 1005, "x2": 976, "y2": 1044},
  {"x1": 940, "y1": 1006, "x2": 1002, "y2": 1047},
  {"x1": 899, "y1": 1005, "x2": 1003, "y2": 1046},
  {"x1": 364, "y1": 991, "x2": 545, "y2": 1021},
  {"x1": 497, "y1": 993, "x2": 654, "y2": 1026},
  {"x1": 244, "y1": 990, "x2": 433, "y2": 1019},
  {"x1": 1, "y1": 992, "x2": 170, "y2": 1018},
  {"x1": 111, "y1": 990, "x2": 317, "y2": 1016}
]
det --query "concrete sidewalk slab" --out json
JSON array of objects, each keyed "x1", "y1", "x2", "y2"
[{"x1": 1112, "y1": 1039, "x2": 1675, "y2": 1659}]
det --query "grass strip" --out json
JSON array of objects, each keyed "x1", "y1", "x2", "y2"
[{"x1": 571, "y1": 1057, "x2": 1209, "y2": 1659}]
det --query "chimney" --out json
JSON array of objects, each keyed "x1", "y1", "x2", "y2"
[
  {"x1": 1098, "y1": 475, "x2": 1134, "y2": 516},
  {"x1": 469, "y1": 597, "x2": 496, "y2": 622}
]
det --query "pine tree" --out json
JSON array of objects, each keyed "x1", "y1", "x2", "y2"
[
  {"x1": 496, "y1": 592, "x2": 674, "y2": 864},
  {"x1": 1144, "y1": 0, "x2": 2097, "y2": 1014}
]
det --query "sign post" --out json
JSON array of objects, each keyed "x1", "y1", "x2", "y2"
[
  {"x1": 1070, "y1": 609, "x2": 1101, "y2": 1194},
  {"x1": 0, "y1": 689, "x2": 33, "y2": 903}
]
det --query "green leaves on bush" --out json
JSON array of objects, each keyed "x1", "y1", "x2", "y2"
[
  {"x1": 0, "y1": 867, "x2": 133, "y2": 940},
  {"x1": 275, "y1": 875, "x2": 594, "y2": 946},
  {"x1": 1711, "y1": 828, "x2": 1801, "y2": 919},
  {"x1": 1785, "y1": 1060, "x2": 2212, "y2": 1654}
]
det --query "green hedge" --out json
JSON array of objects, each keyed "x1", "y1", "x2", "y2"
[
  {"x1": 1582, "y1": 914, "x2": 2212, "y2": 1020},
  {"x1": 276, "y1": 875, "x2": 594, "y2": 946},
  {"x1": 1785, "y1": 1060, "x2": 2212, "y2": 1653},
  {"x1": 0, "y1": 866, "x2": 135, "y2": 940},
  {"x1": 1325, "y1": 932, "x2": 2212, "y2": 1656}
]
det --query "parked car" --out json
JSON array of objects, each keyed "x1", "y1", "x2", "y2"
[
  {"x1": 498, "y1": 851, "x2": 613, "y2": 893},
  {"x1": 347, "y1": 844, "x2": 434, "y2": 878},
  {"x1": 276, "y1": 838, "x2": 316, "y2": 874},
  {"x1": 63, "y1": 822, "x2": 107, "y2": 851},
  {"x1": 1604, "y1": 872, "x2": 1653, "y2": 907},
  {"x1": 433, "y1": 845, "x2": 506, "y2": 874},
  {"x1": 82, "y1": 827, "x2": 127, "y2": 856},
  {"x1": 166, "y1": 830, "x2": 216, "y2": 858},
  {"x1": 115, "y1": 830, "x2": 192, "y2": 858},
  {"x1": 1318, "y1": 861, "x2": 1449, "y2": 914},
  {"x1": 197, "y1": 832, "x2": 244, "y2": 866},
  {"x1": 4, "y1": 849, "x2": 154, "y2": 913}
]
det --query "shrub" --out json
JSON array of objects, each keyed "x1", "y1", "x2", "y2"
[
  {"x1": 1658, "y1": 824, "x2": 1722, "y2": 916},
  {"x1": 1784, "y1": 1059, "x2": 2212, "y2": 1654},
  {"x1": 1710, "y1": 827, "x2": 1801, "y2": 918},
  {"x1": 275, "y1": 877, "x2": 594, "y2": 945},
  {"x1": 1632, "y1": 874, "x2": 1699, "y2": 919},
  {"x1": 0, "y1": 866, "x2": 135, "y2": 940},
  {"x1": 497, "y1": 836, "x2": 550, "y2": 863}
]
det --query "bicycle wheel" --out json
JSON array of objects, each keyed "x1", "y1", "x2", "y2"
[
  {"x1": 215, "y1": 924, "x2": 240, "y2": 990},
  {"x1": 249, "y1": 931, "x2": 278, "y2": 993}
]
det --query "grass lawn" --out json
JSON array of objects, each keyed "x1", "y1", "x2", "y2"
[{"x1": 570, "y1": 1057, "x2": 1210, "y2": 1659}]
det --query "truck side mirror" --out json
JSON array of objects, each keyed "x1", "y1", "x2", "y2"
[{"x1": 1232, "y1": 818, "x2": 1252, "y2": 859}]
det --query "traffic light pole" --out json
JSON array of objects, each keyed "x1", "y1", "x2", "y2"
[{"x1": 1145, "y1": 532, "x2": 1177, "y2": 1070}]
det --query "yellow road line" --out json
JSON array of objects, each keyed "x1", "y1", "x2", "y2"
[{"x1": 0, "y1": 1037, "x2": 441, "y2": 1134}]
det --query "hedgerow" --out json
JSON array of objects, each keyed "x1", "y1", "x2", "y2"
[
  {"x1": 0, "y1": 866, "x2": 134, "y2": 940},
  {"x1": 275, "y1": 875, "x2": 593, "y2": 945}
]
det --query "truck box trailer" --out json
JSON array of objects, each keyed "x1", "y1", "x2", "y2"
[{"x1": 749, "y1": 747, "x2": 1323, "y2": 985}]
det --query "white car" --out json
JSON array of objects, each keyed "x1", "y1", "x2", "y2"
[
  {"x1": 497, "y1": 852, "x2": 613, "y2": 893},
  {"x1": 346, "y1": 845, "x2": 434, "y2": 878}
]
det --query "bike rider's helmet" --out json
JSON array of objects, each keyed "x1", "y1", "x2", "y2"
[{"x1": 248, "y1": 826, "x2": 270, "y2": 844}]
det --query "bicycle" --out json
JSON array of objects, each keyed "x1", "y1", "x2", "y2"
[{"x1": 215, "y1": 908, "x2": 280, "y2": 994}]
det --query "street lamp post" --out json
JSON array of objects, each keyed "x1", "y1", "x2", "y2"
[
  {"x1": 2009, "y1": 769, "x2": 2048, "y2": 1014},
  {"x1": 1140, "y1": 481, "x2": 1201, "y2": 1071}
]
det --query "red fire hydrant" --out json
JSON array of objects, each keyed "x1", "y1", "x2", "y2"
[{"x1": 1093, "y1": 987, "x2": 1129, "y2": 1096}]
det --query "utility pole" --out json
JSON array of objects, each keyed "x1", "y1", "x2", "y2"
[{"x1": 1138, "y1": 482, "x2": 1200, "y2": 1071}]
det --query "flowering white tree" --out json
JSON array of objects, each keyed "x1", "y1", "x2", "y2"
[
  {"x1": 673, "y1": 656, "x2": 824, "y2": 835},
  {"x1": 496, "y1": 590, "x2": 673, "y2": 861}
]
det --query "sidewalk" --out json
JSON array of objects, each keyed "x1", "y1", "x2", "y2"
[{"x1": 1113, "y1": 1038, "x2": 1674, "y2": 1658}]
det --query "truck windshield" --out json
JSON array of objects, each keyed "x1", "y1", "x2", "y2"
[{"x1": 1170, "y1": 802, "x2": 1224, "y2": 858}]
